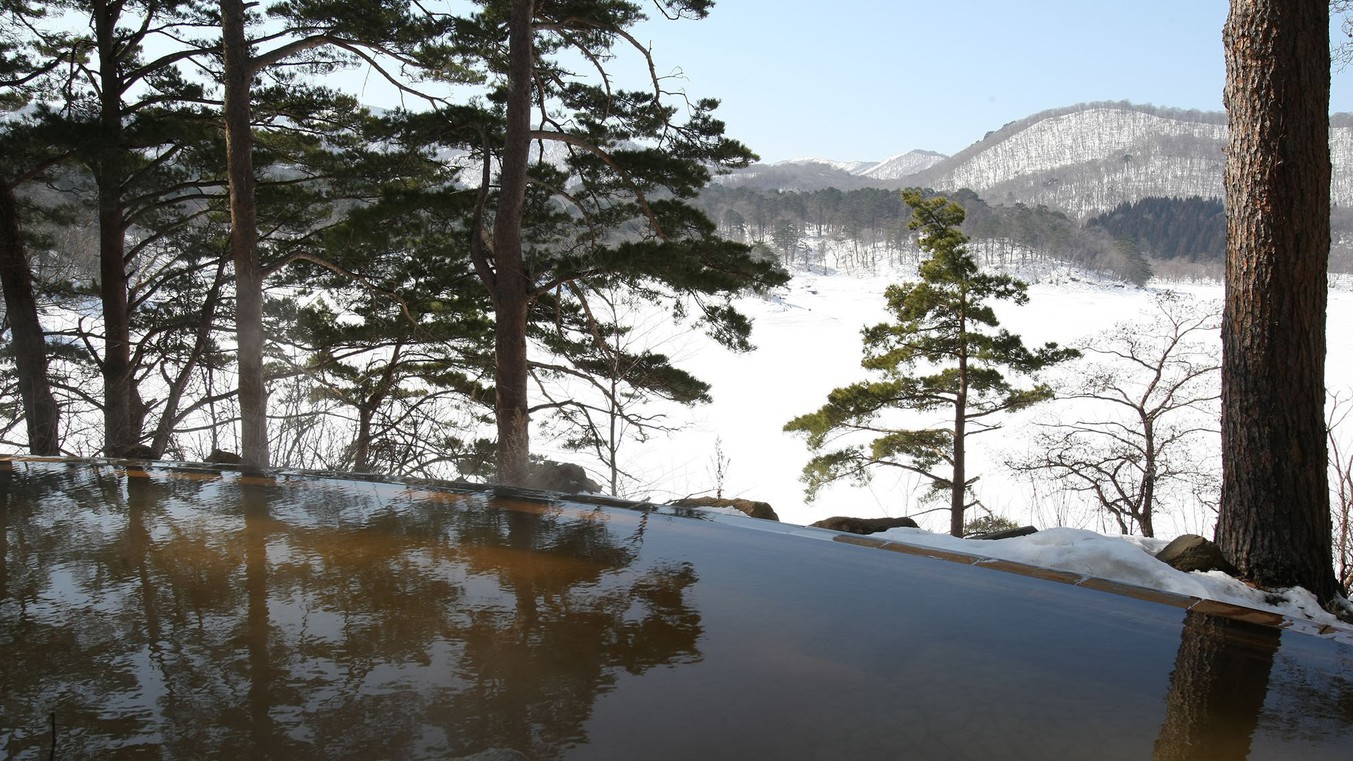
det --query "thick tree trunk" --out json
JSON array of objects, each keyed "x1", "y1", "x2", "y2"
[
  {"x1": 1218, "y1": 0, "x2": 1340, "y2": 604},
  {"x1": 0, "y1": 183, "x2": 59, "y2": 454},
  {"x1": 491, "y1": 0, "x2": 536, "y2": 487},
  {"x1": 222, "y1": 0, "x2": 269, "y2": 469},
  {"x1": 93, "y1": 0, "x2": 135, "y2": 456},
  {"x1": 353, "y1": 405, "x2": 373, "y2": 472}
]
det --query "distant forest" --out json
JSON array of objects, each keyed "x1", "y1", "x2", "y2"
[
  {"x1": 697, "y1": 184, "x2": 1353, "y2": 281},
  {"x1": 1086, "y1": 197, "x2": 1226, "y2": 263}
]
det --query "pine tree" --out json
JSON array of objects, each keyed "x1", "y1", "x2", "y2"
[
  {"x1": 270, "y1": 181, "x2": 496, "y2": 476},
  {"x1": 0, "y1": 2, "x2": 71, "y2": 454},
  {"x1": 1218, "y1": 0, "x2": 1342, "y2": 607},
  {"x1": 451, "y1": 0, "x2": 786, "y2": 486},
  {"x1": 785, "y1": 190, "x2": 1077, "y2": 536},
  {"x1": 46, "y1": 0, "x2": 221, "y2": 456},
  {"x1": 218, "y1": 0, "x2": 462, "y2": 468}
]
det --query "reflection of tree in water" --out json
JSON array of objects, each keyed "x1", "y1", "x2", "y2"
[
  {"x1": 0, "y1": 464, "x2": 208, "y2": 755},
  {"x1": 444, "y1": 503, "x2": 702, "y2": 758},
  {"x1": 234, "y1": 485, "x2": 703, "y2": 759},
  {"x1": 0, "y1": 465, "x2": 702, "y2": 759},
  {"x1": 1154, "y1": 611, "x2": 1279, "y2": 760},
  {"x1": 1154, "y1": 609, "x2": 1353, "y2": 761},
  {"x1": 263, "y1": 490, "x2": 702, "y2": 759}
]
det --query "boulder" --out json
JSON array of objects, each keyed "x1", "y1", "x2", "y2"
[
  {"x1": 206, "y1": 448, "x2": 244, "y2": 464},
  {"x1": 810, "y1": 515, "x2": 918, "y2": 535},
  {"x1": 1155, "y1": 534, "x2": 1239, "y2": 575},
  {"x1": 525, "y1": 461, "x2": 602, "y2": 494},
  {"x1": 120, "y1": 444, "x2": 157, "y2": 459},
  {"x1": 671, "y1": 497, "x2": 780, "y2": 521}
]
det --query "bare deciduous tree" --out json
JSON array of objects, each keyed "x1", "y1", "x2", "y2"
[
  {"x1": 1326, "y1": 390, "x2": 1353, "y2": 593},
  {"x1": 535, "y1": 287, "x2": 709, "y2": 496},
  {"x1": 1333, "y1": 1, "x2": 1353, "y2": 69},
  {"x1": 1011, "y1": 292, "x2": 1221, "y2": 537}
]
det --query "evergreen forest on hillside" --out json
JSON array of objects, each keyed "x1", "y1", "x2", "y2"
[
  {"x1": 695, "y1": 185, "x2": 1148, "y2": 284},
  {"x1": 695, "y1": 184, "x2": 1353, "y2": 281},
  {"x1": 1086, "y1": 197, "x2": 1226, "y2": 263}
]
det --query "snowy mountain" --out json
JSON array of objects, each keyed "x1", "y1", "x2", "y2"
[
  {"x1": 725, "y1": 102, "x2": 1353, "y2": 219},
  {"x1": 718, "y1": 160, "x2": 884, "y2": 191},
  {"x1": 764, "y1": 150, "x2": 947, "y2": 180},
  {"x1": 776, "y1": 157, "x2": 878, "y2": 174},
  {"x1": 721, "y1": 150, "x2": 946, "y2": 191},
  {"x1": 908, "y1": 103, "x2": 1231, "y2": 217},
  {"x1": 857, "y1": 149, "x2": 947, "y2": 180}
]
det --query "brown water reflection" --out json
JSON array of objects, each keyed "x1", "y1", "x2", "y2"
[
  {"x1": 1, "y1": 460, "x2": 1351, "y2": 760},
  {"x1": 1, "y1": 463, "x2": 698, "y2": 759}
]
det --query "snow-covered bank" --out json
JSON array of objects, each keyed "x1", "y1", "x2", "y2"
[
  {"x1": 870, "y1": 525, "x2": 1347, "y2": 629},
  {"x1": 683, "y1": 500, "x2": 1348, "y2": 628}
]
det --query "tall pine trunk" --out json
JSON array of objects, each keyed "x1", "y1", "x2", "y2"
[
  {"x1": 0, "y1": 183, "x2": 59, "y2": 454},
  {"x1": 222, "y1": 0, "x2": 269, "y2": 468},
  {"x1": 1218, "y1": 0, "x2": 1340, "y2": 604},
  {"x1": 949, "y1": 302, "x2": 971, "y2": 537},
  {"x1": 491, "y1": 0, "x2": 536, "y2": 487},
  {"x1": 93, "y1": 0, "x2": 135, "y2": 456},
  {"x1": 951, "y1": 353, "x2": 968, "y2": 538}
]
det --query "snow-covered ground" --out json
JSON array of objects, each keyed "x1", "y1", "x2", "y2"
[
  {"x1": 690, "y1": 497, "x2": 1348, "y2": 627},
  {"x1": 535, "y1": 252, "x2": 1353, "y2": 628},
  {"x1": 862, "y1": 526, "x2": 1346, "y2": 628},
  {"x1": 570, "y1": 263, "x2": 1220, "y2": 529}
]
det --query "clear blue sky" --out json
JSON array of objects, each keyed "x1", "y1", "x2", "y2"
[{"x1": 617, "y1": 0, "x2": 1353, "y2": 163}]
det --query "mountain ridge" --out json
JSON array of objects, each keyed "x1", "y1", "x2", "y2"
[{"x1": 723, "y1": 102, "x2": 1353, "y2": 219}]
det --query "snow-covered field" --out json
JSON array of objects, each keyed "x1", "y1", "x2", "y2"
[
  {"x1": 855, "y1": 526, "x2": 1345, "y2": 628},
  {"x1": 561, "y1": 264, "x2": 1198, "y2": 527},
  {"x1": 534, "y1": 256, "x2": 1353, "y2": 626},
  {"x1": 585, "y1": 262, "x2": 1353, "y2": 528}
]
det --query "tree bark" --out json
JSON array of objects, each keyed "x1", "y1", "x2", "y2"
[
  {"x1": 491, "y1": 0, "x2": 536, "y2": 487},
  {"x1": 93, "y1": 0, "x2": 135, "y2": 456},
  {"x1": 0, "y1": 183, "x2": 59, "y2": 454},
  {"x1": 222, "y1": 0, "x2": 269, "y2": 469},
  {"x1": 1218, "y1": 0, "x2": 1340, "y2": 603}
]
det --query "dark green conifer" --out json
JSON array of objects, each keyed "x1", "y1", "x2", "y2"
[{"x1": 785, "y1": 190, "x2": 1077, "y2": 536}]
